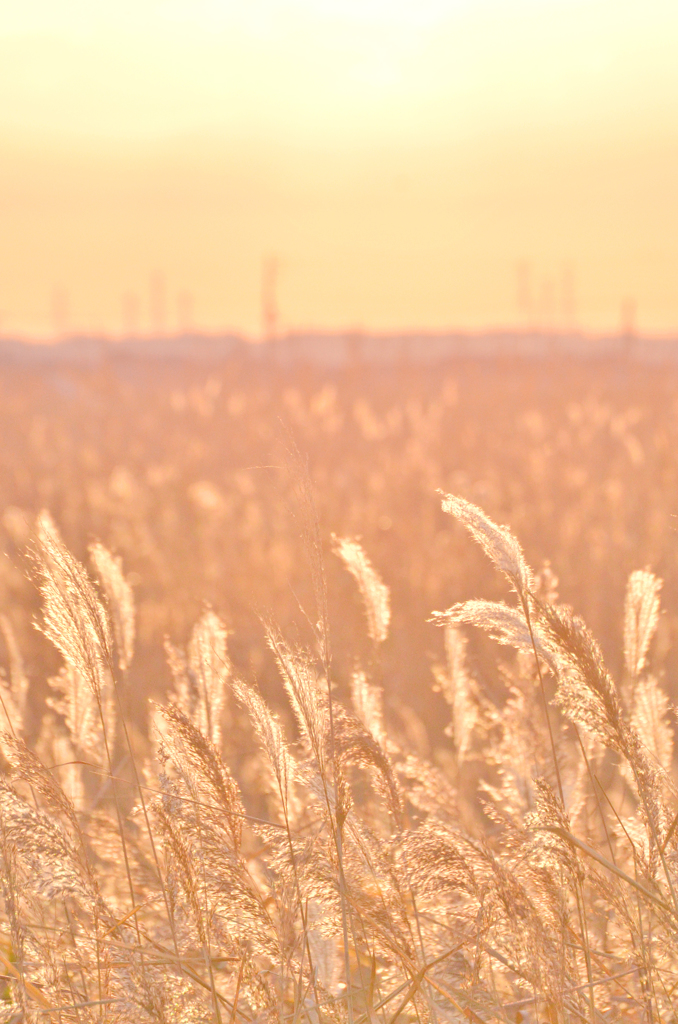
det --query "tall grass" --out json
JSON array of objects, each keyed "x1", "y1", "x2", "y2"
[{"x1": 1, "y1": 492, "x2": 677, "y2": 1022}]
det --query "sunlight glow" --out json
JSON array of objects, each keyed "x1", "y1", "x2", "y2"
[
  {"x1": 3, "y1": 0, "x2": 674, "y2": 143},
  {"x1": 0, "y1": 0, "x2": 677, "y2": 336}
]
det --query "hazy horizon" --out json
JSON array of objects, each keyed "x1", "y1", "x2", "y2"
[{"x1": 1, "y1": 0, "x2": 678, "y2": 338}]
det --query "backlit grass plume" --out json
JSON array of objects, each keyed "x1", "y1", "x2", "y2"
[
  {"x1": 1, "y1": 498, "x2": 677, "y2": 1022},
  {"x1": 333, "y1": 535, "x2": 391, "y2": 645}
]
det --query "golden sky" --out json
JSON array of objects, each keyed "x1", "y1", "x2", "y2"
[{"x1": 1, "y1": 0, "x2": 678, "y2": 338}]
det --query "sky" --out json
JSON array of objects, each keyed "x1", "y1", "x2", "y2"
[{"x1": 1, "y1": 0, "x2": 678, "y2": 338}]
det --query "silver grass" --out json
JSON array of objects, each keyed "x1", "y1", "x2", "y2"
[
  {"x1": 333, "y1": 536, "x2": 390, "y2": 644},
  {"x1": 394, "y1": 753, "x2": 459, "y2": 822},
  {"x1": 432, "y1": 624, "x2": 477, "y2": 764},
  {"x1": 525, "y1": 777, "x2": 582, "y2": 881},
  {"x1": 439, "y1": 492, "x2": 534, "y2": 598},
  {"x1": 153, "y1": 702, "x2": 245, "y2": 851},
  {"x1": 0, "y1": 783, "x2": 96, "y2": 909},
  {"x1": 0, "y1": 617, "x2": 28, "y2": 736},
  {"x1": 47, "y1": 664, "x2": 112, "y2": 762},
  {"x1": 166, "y1": 632, "x2": 224, "y2": 750},
  {"x1": 624, "y1": 569, "x2": 662, "y2": 679},
  {"x1": 230, "y1": 677, "x2": 295, "y2": 815},
  {"x1": 540, "y1": 602, "x2": 669, "y2": 852},
  {"x1": 332, "y1": 702, "x2": 402, "y2": 826},
  {"x1": 187, "y1": 609, "x2": 230, "y2": 748},
  {"x1": 1, "y1": 733, "x2": 80, "y2": 833},
  {"x1": 154, "y1": 778, "x2": 276, "y2": 963},
  {"x1": 307, "y1": 903, "x2": 342, "y2": 996},
  {"x1": 349, "y1": 669, "x2": 386, "y2": 748},
  {"x1": 265, "y1": 624, "x2": 329, "y2": 775},
  {"x1": 0, "y1": 809, "x2": 28, "y2": 1021},
  {"x1": 540, "y1": 602, "x2": 626, "y2": 752},
  {"x1": 631, "y1": 674, "x2": 673, "y2": 772},
  {"x1": 431, "y1": 599, "x2": 555, "y2": 671},
  {"x1": 6, "y1": 494, "x2": 678, "y2": 1021},
  {"x1": 33, "y1": 511, "x2": 113, "y2": 701},
  {"x1": 480, "y1": 682, "x2": 555, "y2": 823},
  {"x1": 89, "y1": 542, "x2": 135, "y2": 673},
  {"x1": 398, "y1": 822, "x2": 485, "y2": 906},
  {"x1": 154, "y1": 801, "x2": 208, "y2": 946}
]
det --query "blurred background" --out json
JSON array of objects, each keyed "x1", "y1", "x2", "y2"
[
  {"x1": 2, "y1": 352, "x2": 677, "y2": 741},
  {"x1": 1, "y1": 0, "x2": 678, "y2": 339},
  {"x1": 1, "y1": 1, "x2": 678, "y2": 736}
]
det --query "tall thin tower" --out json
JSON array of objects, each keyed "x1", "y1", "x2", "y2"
[
  {"x1": 51, "y1": 286, "x2": 69, "y2": 339},
  {"x1": 261, "y1": 256, "x2": 279, "y2": 340},
  {"x1": 621, "y1": 297, "x2": 636, "y2": 356},
  {"x1": 561, "y1": 263, "x2": 576, "y2": 332},
  {"x1": 515, "y1": 260, "x2": 532, "y2": 331},
  {"x1": 150, "y1": 272, "x2": 166, "y2": 337}
]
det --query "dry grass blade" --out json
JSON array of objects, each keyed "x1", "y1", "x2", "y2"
[
  {"x1": 265, "y1": 623, "x2": 329, "y2": 775},
  {"x1": 333, "y1": 536, "x2": 391, "y2": 645},
  {"x1": 231, "y1": 677, "x2": 295, "y2": 810},
  {"x1": 188, "y1": 609, "x2": 231, "y2": 748},
  {"x1": 349, "y1": 670, "x2": 386, "y2": 749},
  {"x1": 333, "y1": 702, "x2": 402, "y2": 825},
  {"x1": 502, "y1": 967, "x2": 640, "y2": 1011},
  {"x1": 0, "y1": 616, "x2": 29, "y2": 736},
  {"x1": 537, "y1": 825, "x2": 673, "y2": 915},
  {"x1": 0, "y1": 945, "x2": 54, "y2": 1010},
  {"x1": 439, "y1": 492, "x2": 534, "y2": 598},
  {"x1": 353, "y1": 942, "x2": 470, "y2": 1024},
  {"x1": 2, "y1": 733, "x2": 79, "y2": 832},
  {"x1": 624, "y1": 569, "x2": 662, "y2": 679},
  {"x1": 154, "y1": 700, "x2": 245, "y2": 849},
  {"x1": 432, "y1": 598, "x2": 554, "y2": 668},
  {"x1": 539, "y1": 601, "x2": 626, "y2": 751},
  {"x1": 434, "y1": 624, "x2": 478, "y2": 764},
  {"x1": 4, "y1": 484, "x2": 678, "y2": 1023},
  {"x1": 33, "y1": 511, "x2": 114, "y2": 696},
  {"x1": 631, "y1": 673, "x2": 673, "y2": 771},
  {"x1": 89, "y1": 541, "x2": 135, "y2": 673}
]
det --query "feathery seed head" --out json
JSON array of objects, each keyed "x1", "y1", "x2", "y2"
[
  {"x1": 33, "y1": 511, "x2": 114, "y2": 699},
  {"x1": 624, "y1": 569, "x2": 662, "y2": 679},
  {"x1": 440, "y1": 492, "x2": 534, "y2": 599},
  {"x1": 89, "y1": 542, "x2": 135, "y2": 672},
  {"x1": 333, "y1": 536, "x2": 391, "y2": 644}
]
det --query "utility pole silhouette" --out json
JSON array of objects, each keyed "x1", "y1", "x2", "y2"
[
  {"x1": 561, "y1": 263, "x2": 576, "y2": 332},
  {"x1": 177, "y1": 291, "x2": 195, "y2": 335},
  {"x1": 122, "y1": 292, "x2": 140, "y2": 337},
  {"x1": 539, "y1": 278, "x2": 555, "y2": 333},
  {"x1": 261, "y1": 256, "x2": 279, "y2": 340},
  {"x1": 51, "y1": 286, "x2": 69, "y2": 339},
  {"x1": 621, "y1": 298, "x2": 636, "y2": 356},
  {"x1": 516, "y1": 260, "x2": 532, "y2": 331},
  {"x1": 150, "y1": 272, "x2": 166, "y2": 337}
]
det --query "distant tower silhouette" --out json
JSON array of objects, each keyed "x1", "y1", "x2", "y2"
[
  {"x1": 516, "y1": 260, "x2": 532, "y2": 330},
  {"x1": 261, "y1": 256, "x2": 279, "y2": 340},
  {"x1": 177, "y1": 291, "x2": 195, "y2": 335},
  {"x1": 51, "y1": 286, "x2": 69, "y2": 339},
  {"x1": 621, "y1": 298, "x2": 636, "y2": 355},
  {"x1": 561, "y1": 263, "x2": 576, "y2": 332},
  {"x1": 150, "y1": 272, "x2": 166, "y2": 337},
  {"x1": 539, "y1": 278, "x2": 555, "y2": 333},
  {"x1": 122, "y1": 292, "x2": 140, "y2": 337}
]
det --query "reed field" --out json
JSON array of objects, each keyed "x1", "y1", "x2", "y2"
[{"x1": 2, "y1": 350, "x2": 678, "y2": 1022}]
